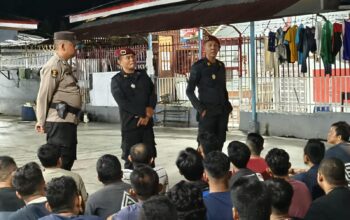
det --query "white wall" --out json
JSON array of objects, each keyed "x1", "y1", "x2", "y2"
[{"x1": 89, "y1": 72, "x2": 118, "y2": 107}]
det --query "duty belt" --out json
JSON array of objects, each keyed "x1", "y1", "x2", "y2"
[{"x1": 50, "y1": 103, "x2": 81, "y2": 115}]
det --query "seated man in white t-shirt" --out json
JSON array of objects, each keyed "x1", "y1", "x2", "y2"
[
  {"x1": 122, "y1": 143, "x2": 168, "y2": 193},
  {"x1": 37, "y1": 144, "x2": 88, "y2": 202}
]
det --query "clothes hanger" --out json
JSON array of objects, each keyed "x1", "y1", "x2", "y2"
[{"x1": 316, "y1": 13, "x2": 327, "y2": 22}]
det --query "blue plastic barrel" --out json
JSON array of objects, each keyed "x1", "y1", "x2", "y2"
[{"x1": 21, "y1": 106, "x2": 36, "y2": 121}]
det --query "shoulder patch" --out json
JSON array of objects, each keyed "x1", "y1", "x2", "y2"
[
  {"x1": 192, "y1": 59, "x2": 205, "y2": 69},
  {"x1": 51, "y1": 69, "x2": 58, "y2": 78},
  {"x1": 112, "y1": 71, "x2": 122, "y2": 80},
  {"x1": 194, "y1": 58, "x2": 205, "y2": 65}
]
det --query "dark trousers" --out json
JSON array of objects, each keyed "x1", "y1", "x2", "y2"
[
  {"x1": 45, "y1": 122, "x2": 77, "y2": 171},
  {"x1": 198, "y1": 113, "x2": 229, "y2": 153},
  {"x1": 121, "y1": 126, "x2": 156, "y2": 169}
]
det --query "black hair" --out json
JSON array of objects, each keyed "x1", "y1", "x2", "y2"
[
  {"x1": 319, "y1": 157, "x2": 347, "y2": 186},
  {"x1": 304, "y1": 139, "x2": 325, "y2": 165},
  {"x1": 96, "y1": 154, "x2": 123, "y2": 184},
  {"x1": 12, "y1": 162, "x2": 44, "y2": 197},
  {"x1": 176, "y1": 148, "x2": 204, "y2": 181},
  {"x1": 246, "y1": 133, "x2": 264, "y2": 155},
  {"x1": 37, "y1": 144, "x2": 61, "y2": 168},
  {"x1": 264, "y1": 178, "x2": 293, "y2": 215},
  {"x1": 202, "y1": 151, "x2": 230, "y2": 179},
  {"x1": 227, "y1": 141, "x2": 251, "y2": 169},
  {"x1": 0, "y1": 156, "x2": 17, "y2": 182},
  {"x1": 167, "y1": 180, "x2": 206, "y2": 220},
  {"x1": 46, "y1": 176, "x2": 78, "y2": 213},
  {"x1": 130, "y1": 165, "x2": 159, "y2": 200},
  {"x1": 265, "y1": 148, "x2": 290, "y2": 176},
  {"x1": 231, "y1": 177, "x2": 271, "y2": 220},
  {"x1": 139, "y1": 195, "x2": 178, "y2": 220},
  {"x1": 198, "y1": 132, "x2": 220, "y2": 155},
  {"x1": 130, "y1": 143, "x2": 152, "y2": 166},
  {"x1": 331, "y1": 121, "x2": 350, "y2": 142}
]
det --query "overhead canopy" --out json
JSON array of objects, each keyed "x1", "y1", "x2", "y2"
[
  {"x1": 0, "y1": 14, "x2": 38, "y2": 30},
  {"x1": 72, "y1": 0, "x2": 341, "y2": 39}
]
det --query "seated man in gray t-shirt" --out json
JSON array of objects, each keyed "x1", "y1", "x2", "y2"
[{"x1": 85, "y1": 155, "x2": 131, "y2": 219}]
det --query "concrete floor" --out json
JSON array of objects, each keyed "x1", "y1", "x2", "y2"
[{"x1": 0, "y1": 116, "x2": 312, "y2": 194}]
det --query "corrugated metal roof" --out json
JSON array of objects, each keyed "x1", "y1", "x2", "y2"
[
  {"x1": 73, "y1": 0, "x2": 301, "y2": 38},
  {"x1": 0, "y1": 33, "x2": 47, "y2": 47}
]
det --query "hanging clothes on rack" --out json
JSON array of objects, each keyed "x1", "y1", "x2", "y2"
[
  {"x1": 315, "y1": 21, "x2": 323, "y2": 58},
  {"x1": 306, "y1": 26, "x2": 317, "y2": 53},
  {"x1": 343, "y1": 20, "x2": 350, "y2": 60},
  {"x1": 332, "y1": 22, "x2": 342, "y2": 58},
  {"x1": 264, "y1": 36, "x2": 274, "y2": 72},
  {"x1": 284, "y1": 28, "x2": 292, "y2": 63},
  {"x1": 276, "y1": 27, "x2": 288, "y2": 64},
  {"x1": 264, "y1": 33, "x2": 279, "y2": 74},
  {"x1": 299, "y1": 26, "x2": 317, "y2": 73},
  {"x1": 296, "y1": 24, "x2": 305, "y2": 65},
  {"x1": 284, "y1": 25, "x2": 298, "y2": 63},
  {"x1": 268, "y1": 31, "x2": 276, "y2": 52},
  {"x1": 321, "y1": 20, "x2": 334, "y2": 75}
]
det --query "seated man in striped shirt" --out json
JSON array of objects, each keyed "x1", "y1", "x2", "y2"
[{"x1": 122, "y1": 143, "x2": 168, "y2": 193}]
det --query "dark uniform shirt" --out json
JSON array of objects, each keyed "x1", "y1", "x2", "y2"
[
  {"x1": 111, "y1": 70, "x2": 157, "y2": 131},
  {"x1": 304, "y1": 186, "x2": 350, "y2": 220},
  {"x1": 9, "y1": 202, "x2": 49, "y2": 220},
  {"x1": 0, "y1": 187, "x2": 25, "y2": 211},
  {"x1": 186, "y1": 58, "x2": 232, "y2": 116}
]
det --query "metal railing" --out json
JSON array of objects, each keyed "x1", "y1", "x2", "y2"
[
  {"x1": 2, "y1": 34, "x2": 349, "y2": 126},
  {"x1": 155, "y1": 74, "x2": 189, "y2": 103},
  {"x1": 0, "y1": 50, "x2": 54, "y2": 70},
  {"x1": 238, "y1": 35, "x2": 350, "y2": 114}
]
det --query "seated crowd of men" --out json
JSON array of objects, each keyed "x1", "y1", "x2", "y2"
[{"x1": 1, "y1": 121, "x2": 350, "y2": 220}]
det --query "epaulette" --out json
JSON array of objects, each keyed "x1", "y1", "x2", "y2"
[
  {"x1": 135, "y1": 69, "x2": 146, "y2": 75},
  {"x1": 112, "y1": 71, "x2": 122, "y2": 80},
  {"x1": 193, "y1": 58, "x2": 206, "y2": 66}
]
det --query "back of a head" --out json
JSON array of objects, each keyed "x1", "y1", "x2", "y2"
[
  {"x1": 130, "y1": 165, "x2": 159, "y2": 200},
  {"x1": 331, "y1": 121, "x2": 350, "y2": 142},
  {"x1": 264, "y1": 178, "x2": 293, "y2": 215},
  {"x1": 231, "y1": 177, "x2": 271, "y2": 220},
  {"x1": 198, "y1": 132, "x2": 220, "y2": 155},
  {"x1": 319, "y1": 157, "x2": 347, "y2": 186},
  {"x1": 304, "y1": 139, "x2": 325, "y2": 165},
  {"x1": 167, "y1": 181, "x2": 206, "y2": 220},
  {"x1": 246, "y1": 133, "x2": 264, "y2": 155},
  {"x1": 139, "y1": 195, "x2": 178, "y2": 220},
  {"x1": 37, "y1": 144, "x2": 61, "y2": 168},
  {"x1": 265, "y1": 148, "x2": 290, "y2": 176},
  {"x1": 227, "y1": 141, "x2": 251, "y2": 169},
  {"x1": 203, "y1": 151, "x2": 230, "y2": 179},
  {"x1": 46, "y1": 176, "x2": 78, "y2": 213},
  {"x1": 96, "y1": 154, "x2": 122, "y2": 184},
  {"x1": 0, "y1": 156, "x2": 17, "y2": 182},
  {"x1": 12, "y1": 162, "x2": 44, "y2": 197},
  {"x1": 130, "y1": 143, "x2": 152, "y2": 165},
  {"x1": 176, "y1": 148, "x2": 204, "y2": 181}
]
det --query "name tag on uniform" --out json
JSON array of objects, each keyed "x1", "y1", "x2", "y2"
[
  {"x1": 131, "y1": 83, "x2": 136, "y2": 89},
  {"x1": 212, "y1": 74, "x2": 216, "y2": 80}
]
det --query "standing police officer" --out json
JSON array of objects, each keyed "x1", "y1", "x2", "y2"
[
  {"x1": 35, "y1": 31, "x2": 81, "y2": 171},
  {"x1": 111, "y1": 48, "x2": 157, "y2": 169},
  {"x1": 186, "y1": 35, "x2": 232, "y2": 153}
]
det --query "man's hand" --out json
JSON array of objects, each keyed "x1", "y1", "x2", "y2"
[
  {"x1": 35, "y1": 122, "x2": 45, "y2": 133},
  {"x1": 201, "y1": 110, "x2": 207, "y2": 118},
  {"x1": 289, "y1": 168, "x2": 307, "y2": 175},
  {"x1": 137, "y1": 117, "x2": 150, "y2": 127},
  {"x1": 146, "y1": 107, "x2": 154, "y2": 118}
]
